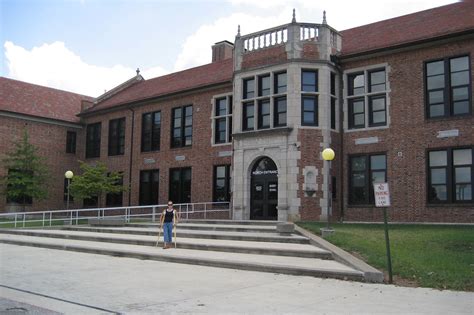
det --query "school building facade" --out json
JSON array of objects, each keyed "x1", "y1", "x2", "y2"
[{"x1": 1, "y1": 2, "x2": 473, "y2": 223}]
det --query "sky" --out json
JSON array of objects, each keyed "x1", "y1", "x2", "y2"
[{"x1": 1, "y1": 0, "x2": 457, "y2": 97}]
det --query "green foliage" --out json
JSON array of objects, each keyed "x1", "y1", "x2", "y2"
[
  {"x1": 297, "y1": 222, "x2": 474, "y2": 291},
  {"x1": 69, "y1": 161, "x2": 125, "y2": 207},
  {"x1": 0, "y1": 130, "x2": 49, "y2": 205}
]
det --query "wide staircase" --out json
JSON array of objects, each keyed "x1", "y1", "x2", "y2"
[{"x1": 0, "y1": 220, "x2": 377, "y2": 282}]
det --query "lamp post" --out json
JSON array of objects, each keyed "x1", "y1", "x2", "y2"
[
  {"x1": 321, "y1": 148, "x2": 335, "y2": 236},
  {"x1": 65, "y1": 171, "x2": 74, "y2": 210}
]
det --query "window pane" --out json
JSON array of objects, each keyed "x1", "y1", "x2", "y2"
[
  {"x1": 427, "y1": 61, "x2": 444, "y2": 76},
  {"x1": 455, "y1": 167, "x2": 471, "y2": 183},
  {"x1": 276, "y1": 72, "x2": 287, "y2": 93},
  {"x1": 354, "y1": 114, "x2": 364, "y2": 126},
  {"x1": 431, "y1": 185, "x2": 447, "y2": 201},
  {"x1": 429, "y1": 90, "x2": 444, "y2": 104},
  {"x1": 453, "y1": 101, "x2": 470, "y2": 115},
  {"x1": 278, "y1": 113, "x2": 287, "y2": 125},
  {"x1": 450, "y1": 56, "x2": 469, "y2": 72},
  {"x1": 456, "y1": 184, "x2": 472, "y2": 200},
  {"x1": 302, "y1": 71, "x2": 315, "y2": 85},
  {"x1": 453, "y1": 149, "x2": 472, "y2": 165},
  {"x1": 371, "y1": 155, "x2": 386, "y2": 169},
  {"x1": 216, "y1": 98, "x2": 227, "y2": 116},
  {"x1": 244, "y1": 78, "x2": 255, "y2": 99},
  {"x1": 430, "y1": 104, "x2": 445, "y2": 117},
  {"x1": 353, "y1": 100, "x2": 364, "y2": 113},
  {"x1": 260, "y1": 101, "x2": 270, "y2": 114},
  {"x1": 185, "y1": 106, "x2": 192, "y2": 116},
  {"x1": 429, "y1": 151, "x2": 447, "y2": 166},
  {"x1": 352, "y1": 173, "x2": 366, "y2": 186},
  {"x1": 303, "y1": 112, "x2": 314, "y2": 124},
  {"x1": 451, "y1": 71, "x2": 469, "y2": 86},
  {"x1": 351, "y1": 156, "x2": 366, "y2": 171},
  {"x1": 303, "y1": 98, "x2": 315, "y2": 111},
  {"x1": 370, "y1": 70, "x2": 385, "y2": 92},
  {"x1": 351, "y1": 74, "x2": 364, "y2": 95},
  {"x1": 372, "y1": 111, "x2": 386, "y2": 124},
  {"x1": 371, "y1": 97, "x2": 385, "y2": 111},
  {"x1": 259, "y1": 75, "x2": 270, "y2": 96},
  {"x1": 371, "y1": 171, "x2": 386, "y2": 183},
  {"x1": 452, "y1": 87, "x2": 469, "y2": 101},
  {"x1": 431, "y1": 169, "x2": 446, "y2": 184},
  {"x1": 427, "y1": 75, "x2": 445, "y2": 89},
  {"x1": 154, "y1": 112, "x2": 161, "y2": 124}
]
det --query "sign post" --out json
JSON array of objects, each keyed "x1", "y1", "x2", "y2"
[{"x1": 374, "y1": 183, "x2": 393, "y2": 284}]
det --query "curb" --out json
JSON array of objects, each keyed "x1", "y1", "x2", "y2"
[{"x1": 294, "y1": 225, "x2": 384, "y2": 283}]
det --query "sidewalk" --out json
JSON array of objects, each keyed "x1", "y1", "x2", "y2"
[{"x1": 0, "y1": 243, "x2": 472, "y2": 314}]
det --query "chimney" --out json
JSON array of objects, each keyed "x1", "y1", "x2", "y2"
[{"x1": 212, "y1": 40, "x2": 234, "y2": 62}]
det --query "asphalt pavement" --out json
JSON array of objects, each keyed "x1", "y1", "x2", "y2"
[{"x1": 0, "y1": 243, "x2": 472, "y2": 314}]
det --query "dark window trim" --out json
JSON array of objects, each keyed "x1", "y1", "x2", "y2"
[
  {"x1": 213, "y1": 165, "x2": 231, "y2": 202},
  {"x1": 258, "y1": 74, "x2": 271, "y2": 97},
  {"x1": 139, "y1": 169, "x2": 159, "y2": 205},
  {"x1": 368, "y1": 68, "x2": 386, "y2": 93},
  {"x1": 243, "y1": 77, "x2": 255, "y2": 99},
  {"x1": 348, "y1": 152, "x2": 387, "y2": 205},
  {"x1": 368, "y1": 95, "x2": 386, "y2": 127},
  {"x1": 169, "y1": 167, "x2": 192, "y2": 203},
  {"x1": 348, "y1": 98, "x2": 365, "y2": 129},
  {"x1": 141, "y1": 111, "x2": 161, "y2": 152},
  {"x1": 214, "y1": 97, "x2": 232, "y2": 144},
  {"x1": 274, "y1": 96, "x2": 287, "y2": 128},
  {"x1": 348, "y1": 71, "x2": 364, "y2": 96},
  {"x1": 171, "y1": 105, "x2": 193, "y2": 148},
  {"x1": 426, "y1": 146, "x2": 473, "y2": 204},
  {"x1": 424, "y1": 54, "x2": 472, "y2": 119},
  {"x1": 257, "y1": 99, "x2": 271, "y2": 129},
  {"x1": 301, "y1": 95, "x2": 318, "y2": 126},
  {"x1": 108, "y1": 117, "x2": 126, "y2": 156},
  {"x1": 66, "y1": 131, "x2": 76, "y2": 154},
  {"x1": 274, "y1": 71, "x2": 287, "y2": 94},
  {"x1": 242, "y1": 101, "x2": 255, "y2": 131},
  {"x1": 85, "y1": 122, "x2": 101, "y2": 159},
  {"x1": 301, "y1": 69, "x2": 318, "y2": 92}
]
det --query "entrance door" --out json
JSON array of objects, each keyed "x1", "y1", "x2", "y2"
[{"x1": 250, "y1": 157, "x2": 278, "y2": 220}]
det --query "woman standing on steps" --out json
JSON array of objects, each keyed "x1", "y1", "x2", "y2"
[{"x1": 160, "y1": 200, "x2": 178, "y2": 249}]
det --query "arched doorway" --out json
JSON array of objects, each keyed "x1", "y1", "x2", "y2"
[{"x1": 250, "y1": 157, "x2": 278, "y2": 220}]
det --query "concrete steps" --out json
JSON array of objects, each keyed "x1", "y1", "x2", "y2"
[{"x1": 0, "y1": 220, "x2": 374, "y2": 282}]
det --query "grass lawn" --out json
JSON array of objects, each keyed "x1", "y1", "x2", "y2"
[
  {"x1": 0, "y1": 218, "x2": 89, "y2": 228},
  {"x1": 297, "y1": 222, "x2": 474, "y2": 291}
]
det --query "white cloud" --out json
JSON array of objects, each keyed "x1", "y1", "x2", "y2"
[{"x1": 4, "y1": 41, "x2": 169, "y2": 97}]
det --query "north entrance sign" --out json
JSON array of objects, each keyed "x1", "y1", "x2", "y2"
[{"x1": 374, "y1": 183, "x2": 391, "y2": 207}]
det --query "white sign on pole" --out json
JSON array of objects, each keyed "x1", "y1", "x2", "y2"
[{"x1": 374, "y1": 183, "x2": 391, "y2": 207}]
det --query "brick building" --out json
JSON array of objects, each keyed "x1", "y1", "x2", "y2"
[{"x1": 1, "y1": 1, "x2": 473, "y2": 222}]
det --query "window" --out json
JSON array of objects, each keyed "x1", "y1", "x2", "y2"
[
  {"x1": 428, "y1": 147, "x2": 473, "y2": 203},
  {"x1": 86, "y1": 122, "x2": 101, "y2": 158},
  {"x1": 243, "y1": 102, "x2": 254, "y2": 131},
  {"x1": 274, "y1": 97, "x2": 287, "y2": 127},
  {"x1": 349, "y1": 154, "x2": 387, "y2": 205},
  {"x1": 258, "y1": 99, "x2": 270, "y2": 129},
  {"x1": 243, "y1": 78, "x2": 255, "y2": 99},
  {"x1": 171, "y1": 105, "x2": 192, "y2": 148},
  {"x1": 302, "y1": 95, "x2": 318, "y2": 126},
  {"x1": 108, "y1": 118, "x2": 125, "y2": 156},
  {"x1": 242, "y1": 71, "x2": 287, "y2": 131},
  {"x1": 139, "y1": 170, "x2": 159, "y2": 205},
  {"x1": 330, "y1": 72, "x2": 337, "y2": 130},
  {"x1": 301, "y1": 70, "x2": 319, "y2": 126},
  {"x1": 274, "y1": 72, "x2": 287, "y2": 94},
  {"x1": 213, "y1": 96, "x2": 232, "y2": 144},
  {"x1": 142, "y1": 111, "x2": 161, "y2": 152},
  {"x1": 106, "y1": 174, "x2": 123, "y2": 207},
  {"x1": 66, "y1": 131, "x2": 76, "y2": 154},
  {"x1": 425, "y1": 55, "x2": 471, "y2": 118},
  {"x1": 169, "y1": 167, "x2": 191, "y2": 203},
  {"x1": 258, "y1": 75, "x2": 270, "y2": 96},
  {"x1": 302, "y1": 70, "x2": 318, "y2": 92},
  {"x1": 213, "y1": 165, "x2": 230, "y2": 202},
  {"x1": 346, "y1": 68, "x2": 388, "y2": 129}
]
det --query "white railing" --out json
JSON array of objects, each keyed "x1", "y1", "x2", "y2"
[
  {"x1": 0, "y1": 202, "x2": 231, "y2": 228},
  {"x1": 299, "y1": 23, "x2": 320, "y2": 41},
  {"x1": 242, "y1": 24, "x2": 288, "y2": 52}
]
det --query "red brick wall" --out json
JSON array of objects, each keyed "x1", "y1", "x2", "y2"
[
  {"x1": 0, "y1": 116, "x2": 83, "y2": 212},
  {"x1": 241, "y1": 45, "x2": 287, "y2": 70},
  {"x1": 340, "y1": 38, "x2": 474, "y2": 222},
  {"x1": 80, "y1": 84, "x2": 233, "y2": 208},
  {"x1": 302, "y1": 42, "x2": 321, "y2": 60}
]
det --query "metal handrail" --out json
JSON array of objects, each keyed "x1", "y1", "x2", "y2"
[{"x1": 0, "y1": 201, "x2": 231, "y2": 228}]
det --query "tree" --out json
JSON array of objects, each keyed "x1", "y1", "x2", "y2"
[
  {"x1": 0, "y1": 130, "x2": 49, "y2": 210},
  {"x1": 69, "y1": 161, "x2": 125, "y2": 207}
]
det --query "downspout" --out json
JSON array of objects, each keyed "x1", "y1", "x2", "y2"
[{"x1": 128, "y1": 107, "x2": 135, "y2": 206}]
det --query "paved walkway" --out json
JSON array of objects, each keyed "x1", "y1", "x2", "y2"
[{"x1": 0, "y1": 243, "x2": 472, "y2": 314}]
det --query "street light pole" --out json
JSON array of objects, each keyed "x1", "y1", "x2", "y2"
[
  {"x1": 321, "y1": 148, "x2": 335, "y2": 237},
  {"x1": 65, "y1": 171, "x2": 74, "y2": 210}
]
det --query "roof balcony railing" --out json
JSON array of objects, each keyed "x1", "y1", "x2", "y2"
[{"x1": 242, "y1": 24, "x2": 289, "y2": 52}]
